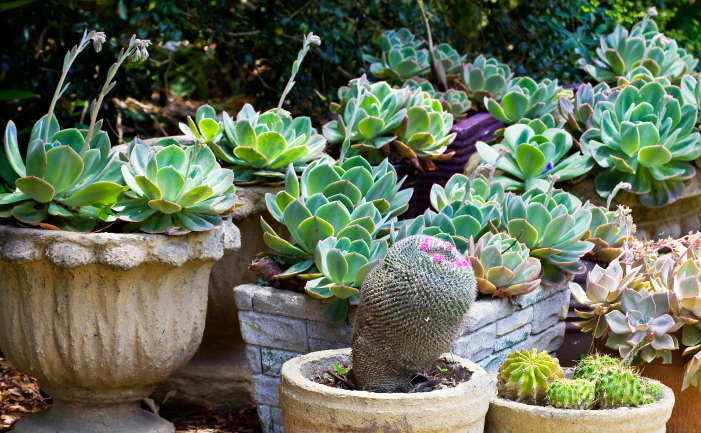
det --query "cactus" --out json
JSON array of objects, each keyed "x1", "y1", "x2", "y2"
[
  {"x1": 497, "y1": 349, "x2": 565, "y2": 404},
  {"x1": 546, "y1": 379, "x2": 596, "y2": 410},
  {"x1": 595, "y1": 368, "x2": 649, "y2": 408},
  {"x1": 573, "y1": 354, "x2": 624, "y2": 382},
  {"x1": 351, "y1": 235, "x2": 476, "y2": 392},
  {"x1": 645, "y1": 380, "x2": 665, "y2": 402}
]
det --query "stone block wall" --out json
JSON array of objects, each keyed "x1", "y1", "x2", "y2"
[{"x1": 234, "y1": 281, "x2": 570, "y2": 433}]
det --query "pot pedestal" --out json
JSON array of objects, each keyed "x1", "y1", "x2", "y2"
[{"x1": 0, "y1": 222, "x2": 240, "y2": 433}]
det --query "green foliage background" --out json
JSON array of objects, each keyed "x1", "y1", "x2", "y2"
[{"x1": 1, "y1": 0, "x2": 699, "y2": 140}]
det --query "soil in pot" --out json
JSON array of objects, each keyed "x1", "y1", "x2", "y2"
[{"x1": 593, "y1": 338, "x2": 701, "y2": 433}]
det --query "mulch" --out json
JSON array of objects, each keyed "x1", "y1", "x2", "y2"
[{"x1": 0, "y1": 358, "x2": 262, "y2": 433}]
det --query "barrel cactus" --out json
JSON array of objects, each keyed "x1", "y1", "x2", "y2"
[
  {"x1": 497, "y1": 349, "x2": 565, "y2": 405},
  {"x1": 573, "y1": 354, "x2": 624, "y2": 382},
  {"x1": 485, "y1": 77, "x2": 569, "y2": 125},
  {"x1": 458, "y1": 54, "x2": 513, "y2": 109},
  {"x1": 477, "y1": 123, "x2": 593, "y2": 192},
  {"x1": 546, "y1": 379, "x2": 596, "y2": 410},
  {"x1": 116, "y1": 141, "x2": 237, "y2": 234},
  {"x1": 596, "y1": 368, "x2": 650, "y2": 408},
  {"x1": 580, "y1": 80, "x2": 701, "y2": 208},
  {"x1": 467, "y1": 232, "x2": 542, "y2": 298},
  {"x1": 351, "y1": 235, "x2": 476, "y2": 392}
]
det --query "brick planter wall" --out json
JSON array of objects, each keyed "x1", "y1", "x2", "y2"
[{"x1": 234, "y1": 281, "x2": 570, "y2": 433}]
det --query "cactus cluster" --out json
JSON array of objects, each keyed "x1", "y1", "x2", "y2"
[
  {"x1": 499, "y1": 350, "x2": 664, "y2": 410},
  {"x1": 351, "y1": 235, "x2": 476, "y2": 392}
]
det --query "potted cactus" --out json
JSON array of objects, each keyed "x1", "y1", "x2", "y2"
[
  {"x1": 278, "y1": 235, "x2": 492, "y2": 433},
  {"x1": 0, "y1": 30, "x2": 240, "y2": 433},
  {"x1": 485, "y1": 349, "x2": 674, "y2": 433}
]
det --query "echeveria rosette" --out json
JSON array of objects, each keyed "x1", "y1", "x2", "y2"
[
  {"x1": 501, "y1": 187, "x2": 594, "y2": 286},
  {"x1": 261, "y1": 157, "x2": 412, "y2": 277},
  {"x1": 457, "y1": 54, "x2": 513, "y2": 109},
  {"x1": 681, "y1": 74, "x2": 701, "y2": 130},
  {"x1": 580, "y1": 81, "x2": 701, "y2": 208},
  {"x1": 485, "y1": 77, "x2": 570, "y2": 125},
  {"x1": 366, "y1": 44, "x2": 430, "y2": 85},
  {"x1": 571, "y1": 259, "x2": 643, "y2": 338},
  {"x1": 432, "y1": 43, "x2": 466, "y2": 76},
  {"x1": 477, "y1": 124, "x2": 594, "y2": 192},
  {"x1": 116, "y1": 141, "x2": 237, "y2": 234},
  {"x1": 437, "y1": 89, "x2": 471, "y2": 120},
  {"x1": 376, "y1": 28, "x2": 425, "y2": 51},
  {"x1": 393, "y1": 89, "x2": 457, "y2": 165},
  {"x1": 179, "y1": 104, "x2": 224, "y2": 147},
  {"x1": 605, "y1": 289, "x2": 682, "y2": 364},
  {"x1": 207, "y1": 104, "x2": 326, "y2": 184},
  {"x1": 430, "y1": 173, "x2": 505, "y2": 213},
  {"x1": 558, "y1": 83, "x2": 615, "y2": 136},
  {"x1": 306, "y1": 232, "x2": 388, "y2": 322},
  {"x1": 467, "y1": 232, "x2": 542, "y2": 298},
  {"x1": 0, "y1": 121, "x2": 126, "y2": 232},
  {"x1": 324, "y1": 80, "x2": 411, "y2": 164},
  {"x1": 583, "y1": 204, "x2": 629, "y2": 262}
]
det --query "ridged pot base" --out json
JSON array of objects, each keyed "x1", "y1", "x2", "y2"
[{"x1": 11, "y1": 399, "x2": 174, "y2": 433}]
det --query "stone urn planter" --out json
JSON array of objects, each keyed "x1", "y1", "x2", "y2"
[
  {"x1": 0, "y1": 221, "x2": 240, "y2": 433},
  {"x1": 414, "y1": 113, "x2": 503, "y2": 214},
  {"x1": 485, "y1": 379, "x2": 675, "y2": 433},
  {"x1": 234, "y1": 280, "x2": 570, "y2": 433},
  {"x1": 279, "y1": 348, "x2": 492, "y2": 433}
]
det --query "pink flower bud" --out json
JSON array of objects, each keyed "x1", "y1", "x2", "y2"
[{"x1": 433, "y1": 254, "x2": 443, "y2": 263}]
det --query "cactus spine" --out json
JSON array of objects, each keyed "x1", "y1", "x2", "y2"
[
  {"x1": 546, "y1": 378, "x2": 596, "y2": 410},
  {"x1": 497, "y1": 349, "x2": 565, "y2": 405}
]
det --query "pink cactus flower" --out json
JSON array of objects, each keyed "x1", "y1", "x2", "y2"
[{"x1": 433, "y1": 254, "x2": 443, "y2": 263}]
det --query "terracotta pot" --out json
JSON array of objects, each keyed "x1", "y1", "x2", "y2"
[
  {"x1": 594, "y1": 338, "x2": 701, "y2": 433},
  {"x1": 486, "y1": 380, "x2": 674, "y2": 433},
  {"x1": 0, "y1": 222, "x2": 240, "y2": 433},
  {"x1": 279, "y1": 348, "x2": 492, "y2": 433}
]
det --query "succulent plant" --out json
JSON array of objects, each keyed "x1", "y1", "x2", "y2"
[
  {"x1": 436, "y1": 89, "x2": 471, "y2": 120},
  {"x1": 571, "y1": 259, "x2": 643, "y2": 338},
  {"x1": 595, "y1": 368, "x2": 650, "y2": 408},
  {"x1": 466, "y1": 232, "x2": 542, "y2": 298},
  {"x1": 306, "y1": 229, "x2": 388, "y2": 322},
  {"x1": 392, "y1": 89, "x2": 458, "y2": 163},
  {"x1": 365, "y1": 37, "x2": 430, "y2": 84},
  {"x1": 458, "y1": 54, "x2": 513, "y2": 109},
  {"x1": 261, "y1": 157, "x2": 412, "y2": 276},
  {"x1": 485, "y1": 77, "x2": 570, "y2": 125},
  {"x1": 572, "y1": 354, "x2": 624, "y2": 382},
  {"x1": 430, "y1": 172, "x2": 505, "y2": 213},
  {"x1": 376, "y1": 28, "x2": 425, "y2": 51},
  {"x1": 402, "y1": 78, "x2": 436, "y2": 96},
  {"x1": 583, "y1": 204, "x2": 631, "y2": 262},
  {"x1": 546, "y1": 378, "x2": 596, "y2": 410},
  {"x1": 116, "y1": 141, "x2": 237, "y2": 234},
  {"x1": 558, "y1": 83, "x2": 615, "y2": 136},
  {"x1": 477, "y1": 124, "x2": 594, "y2": 192},
  {"x1": 500, "y1": 184, "x2": 594, "y2": 286},
  {"x1": 198, "y1": 33, "x2": 325, "y2": 184},
  {"x1": 605, "y1": 289, "x2": 681, "y2": 361},
  {"x1": 0, "y1": 31, "x2": 151, "y2": 232},
  {"x1": 584, "y1": 10, "x2": 697, "y2": 85},
  {"x1": 351, "y1": 235, "x2": 476, "y2": 392},
  {"x1": 324, "y1": 80, "x2": 412, "y2": 165},
  {"x1": 681, "y1": 74, "x2": 701, "y2": 122},
  {"x1": 497, "y1": 349, "x2": 565, "y2": 405},
  {"x1": 580, "y1": 81, "x2": 701, "y2": 208},
  {"x1": 432, "y1": 43, "x2": 466, "y2": 76}
]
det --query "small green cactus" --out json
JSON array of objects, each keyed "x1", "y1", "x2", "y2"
[
  {"x1": 497, "y1": 349, "x2": 565, "y2": 405},
  {"x1": 546, "y1": 378, "x2": 596, "y2": 410},
  {"x1": 644, "y1": 380, "x2": 665, "y2": 402},
  {"x1": 595, "y1": 368, "x2": 649, "y2": 409},
  {"x1": 572, "y1": 354, "x2": 624, "y2": 382}
]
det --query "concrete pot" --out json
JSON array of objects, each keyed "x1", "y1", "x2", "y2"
[
  {"x1": 485, "y1": 382, "x2": 675, "y2": 433},
  {"x1": 0, "y1": 221, "x2": 240, "y2": 433},
  {"x1": 279, "y1": 348, "x2": 492, "y2": 433},
  {"x1": 234, "y1": 280, "x2": 570, "y2": 433}
]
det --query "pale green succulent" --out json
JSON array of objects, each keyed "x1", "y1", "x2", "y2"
[
  {"x1": 430, "y1": 172, "x2": 505, "y2": 212},
  {"x1": 501, "y1": 185, "x2": 594, "y2": 285},
  {"x1": 116, "y1": 141, "x2": 237, "y2": 234},
  {"x1": 179, "y1": 104, "x2": 224, "y2": 147},
  {"x1": 323, "y1": 80, "x2": 412, "y2": 165},
  {"x1": 458, "y1": 54, "x2": 513, "y2": 109},
  {"x1": 437, "y1": 89, "x2": 471, "y2": 120},
  {"x1": 376, "y1": 28, "x2": 424, "y2": 51},
  {"x1": 583, "y1": 204, "x2": 629, "y2": 262},
  {"x1": 393, "y1": 89, "x2": 457, "y2": 163},
  {"x1": 365, "y1": 29, "x2": 430, "y2": 84},
  {"x1": 681, "y1": 74, "x2": 701, "y2": 123},
  {"x1": 580, "y1": 81, "x2": 701, "y2": 208},
  {"x1": 467, "y1": 232, "x2": 542, "y2": 298},
  {"x1": 558, "y1": 83, "x2": 615, "y2": 136},
  {"x1": 433, "y1": 42, "x2": 466, "y2": 75},
  {"x1": 584, "y1": 11, "x2": 698, "y2": 85},
  {"x1": 477, "y1": 123, "x2": 594, "y2": 192},
  {"x1": 261, "y1": 157, "x2": 412, "y2": 277},
  {"x1": 485, "y1": 77, "x2": 570, "y2": 125}
]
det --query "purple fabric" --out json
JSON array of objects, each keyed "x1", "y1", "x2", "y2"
[{"x1": 414, "y1": 113, "x2": 503, "y2": 214}]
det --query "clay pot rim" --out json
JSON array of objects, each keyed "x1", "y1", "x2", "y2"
[
  {"x1": 490, "y1": 379, "x2": 675, "y2": 418},
  {"x1": 280, "y1": 347, "x2": 492, "y2": 402}
]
